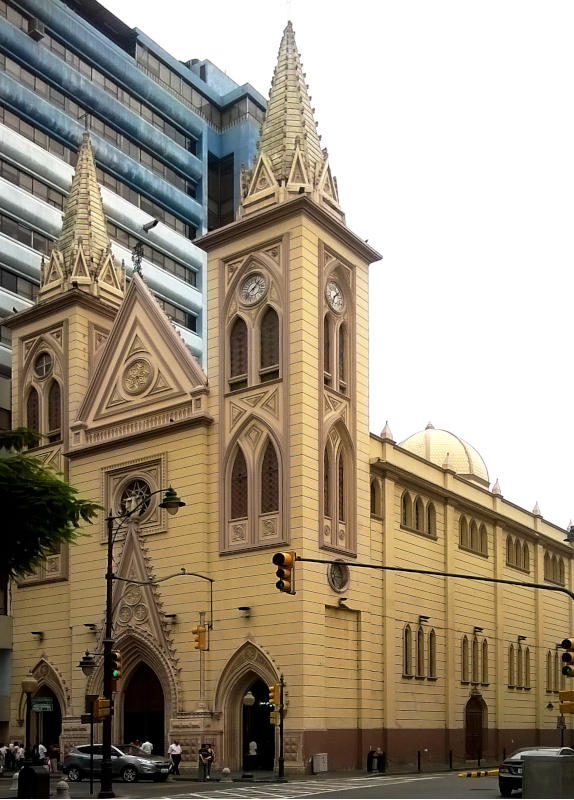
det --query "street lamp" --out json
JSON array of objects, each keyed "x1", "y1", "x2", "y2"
[
  {"x1": 21, "y1": 672, "x2": 39, "y2": 761},
  {"x1": 99, "y1": 486, "x2": 184, "y2": 799}
]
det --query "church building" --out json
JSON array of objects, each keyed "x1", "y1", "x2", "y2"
[{"x1": 5, "y1": 22, "x2": 573, "y2": 773}]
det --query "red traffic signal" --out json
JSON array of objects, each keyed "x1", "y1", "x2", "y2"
[{"x1": 272, "y1": 552, "x2": 296, "y2": 594}]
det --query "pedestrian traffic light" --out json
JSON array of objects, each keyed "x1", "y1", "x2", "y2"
[
  {"x1": 561, "y1": 638, "x2": 574, "y2": 676},
  {"x1": 268, "y1": 683, "x2": 280, "y2": 706},
  {"x1": 559, "y1": 690, "x2": 574, "y2": 714},
  {"x1": 92, "y1": 696, "x2": 111, "y2": 721},
  {"x1": 272, "y1": 551, "x2": 295, "y2": 593},
  {"x1": 192, "y1": 624, "x2": 208, "y2": 651}
]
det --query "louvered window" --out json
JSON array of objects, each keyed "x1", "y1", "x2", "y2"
[
  {"x1": 229, "y1": 317, "x2": 248, "y2": 390},
  {"x1": 261, "y1": 441, "x2": 279, "y2": 513},
  {"x1": 230, "y1": 448, "x2": 248, "y2": 519},
  {"x1": 260, "y1": 307, "x2": 279, "y2": 382},
  {"x1": 48, "y1": 380, "x2": 61, "y2": 441},
  {"x1": 27, "y1": 387, "x2": 39, "y2": 432}
]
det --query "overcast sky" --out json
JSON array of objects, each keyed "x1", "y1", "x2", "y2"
[{"x1": 102, "y1": 0, "x2": 574, "y2": 530}]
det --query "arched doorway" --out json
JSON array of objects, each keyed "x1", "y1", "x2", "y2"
[
  {"x1": 33, "y1": 686, "x2": 62, "y2": 751},
  {"x1": 465, "y1": 694, "x2": 487, "y2": 759},
  {"x1": 242, "y1": 679, "x2": 275, "y2": 771},
  {"x1": 123, "y1": 663, "x2": 164, "y2": 754}
]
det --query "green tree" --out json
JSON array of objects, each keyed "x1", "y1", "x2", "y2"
[{"x1": 0, "y1": 428, "x2": 99, "y2": 577}]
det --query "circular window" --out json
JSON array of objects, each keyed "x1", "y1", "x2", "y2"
[
  {"x1": 34, "y1": 352, "x2": 53, "y2": 379},
  {"x1": 327, "y1": 561, "x2": 350, "y2": 593},
  {"x1": 119, "y1": 479, "x2": 152, "y2": 517},
  {"x1": 122, "y1": 359, "x2": 153, "y2": 395}
]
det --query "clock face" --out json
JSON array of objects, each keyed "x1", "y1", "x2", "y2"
[
  {"x1": 240, "y1": 272, "x2": 268, "y2": 305},
  {"x1": 325, "y1": 279, "x2": 344, "y2": 313}
]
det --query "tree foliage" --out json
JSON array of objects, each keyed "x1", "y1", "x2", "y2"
[{"x1": 0, "y1": 428, "x2": 100, "y2": 577}]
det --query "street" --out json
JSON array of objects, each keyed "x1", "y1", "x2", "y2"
[{"x1": 58, "y1": 772, "x2": 506, "y2": 800}]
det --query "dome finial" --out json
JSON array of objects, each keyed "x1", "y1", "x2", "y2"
[
  {"x1": 380, "y1": 420, "x2": 393, "y2": 440},
  {"x1": 426, "y1": 421, "x2": 434, "y2": 430},
  {"x1": 492, "y1": 478, "x2": 502, "y2": 496},
  {"x1": 442, "y1": 452, "x2": 451, "y2": 469},
  {"x1": 533, "y1": 501, "x2": 541, "y2": 516}
]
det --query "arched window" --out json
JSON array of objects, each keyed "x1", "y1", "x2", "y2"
[
  {"x1": 506, "y1": 536, "x2": 513, "y2": 565},
  {"x1": 230, "y1": 448, "x2": 248, "y2": 520},
  {"x1": 259, "y1": 307, "x2": 279, "y2": 382},
  {"x1": 547, "y1": 650, "x2": 554, "y2": 691},
  {"x1": 479, "y1": 524, "x2": 487, "y2": 555},
  {"x1": 403, "y1": 625, "x2": 413, "y2": 676},
  {"x1": 323, "y1": 316, "x2": 331, "y2": 386},
  {"x1": 414, "y1": 497, "x2": 424, "y2": 532},
  {"x1": 559, "y1": 558, "x2": 565, "y2": 585},
  {"x1": 472, "y1": 636, "x2": 479, "y2": 683},
  {"x1": 428, "y1": 629, "x2": 437, "y2": 678},
  {"x1": 260, "y1": 441, "x2": 279, "y2": 513},
  {"x1": 554, "y1": 651, "x2": 560, "y2": 692},
  {"x1": 551, "y1": 555, "x2": 558, "y2": 582},
  {"x1": 26, "y1": 387, "x2": 39, "y2": 432},
  {"x1": 459, "y1": 516, "x2": 469, "y2": 548},
  {"x1": 544, "y1": 552, "x2": 550, "y2": 580},
  {"x1": 324, "y1": 448, "x2": 330, "y2": 517},
  {"x1": 338, "y1": 452, "x2": 345, "y2": 522},
  {"x1": 470, "y1": 521, "x2": 479, "y2": 551},
  {"x1": 370, "y1": 480, "x2": 381, "y2": 516},
  {"x1": 48, "y1": 380, "x2": 61, "y2": 440},
  {"x1": 509, "y1": 644, "x2": 515, "y2": 687},
  {"x1": 426, "y1": 502, "x2": 436, "y2": 536},
  {"x1": 515, "y1": 539, "x2": 522, "y2": 569},
  {"x1": 523, "y1": 543, "x2": 530, "y2": 573},
  {"x1": 524, "y1": 648, "x2": 531, "y2": 689},
  {"x1": 481, "y1": 639, "x2": 489, "y2": 684},
  {"x1": 517, "y1": 645, "x2": 523, "y2": 687},
  {"x1": 338, "y1": 324, "x2": 347, "y2": 393},
  {"x1": 416, "y1": 626, "x2": 425, "y2": 677},
  {"x1": 461, "y1": 636, "x2": 469, "y2": 682},
  {"x1": 229, "y1": 317, "x2": 248, "y2": 389},
  {"x1": 401, "y1": 492, "x2": 412, "y2": 527}
]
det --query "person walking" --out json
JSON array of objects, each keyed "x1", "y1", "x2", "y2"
[
  {"x1": 199, "y1": 743, "x2": 215, "y2": 780},
  {"x1": 168, "y1": 740, "x2": 182, "y2": 775},
  {"x1": 141, "y1": 739, "x2": 153, "y2": 755}
]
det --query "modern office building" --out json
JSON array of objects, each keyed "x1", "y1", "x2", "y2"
[{"x1": 0, "y1": 0, "x2": 266, "y2": 424}]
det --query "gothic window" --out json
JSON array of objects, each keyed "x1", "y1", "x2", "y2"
[
  {"x1": 261, "y1": 440, "x2": 279, "y2": 513},
  {"x1": 428, "y1": 629, "x2": 437, "y2": 678},
  {"x1": 338, "y1": 453, "x2": 345, "y2": 522},
  {"x1": 230, "y1": 448, "x2": 248, "y2": 520},
  {"x1": 416, "y1": 626, "x2": 425, "y2": 677},
  {"x1": 229, "y1": 317, "x2": 248, "y2": 390},
  {"x1": 370, "y1": 479, "x2": 381, "y2": 517},
  {"x1": 544, "y1": 552, "x2": 550, "y2": 580},
  {"x1": 470, "y1": 520, "x2": 478, "y2": 551},
  {"x1": 459, "y1": 516, "x2": 469, "y2": 548},
  {"x1": 554, "y1": 651, "x2": 560, "y2": 692},
  {"x1": 481, "y1": 639, "x2": 489, "y2": 684},
  {"x1": 403, "y1": 625, "x2": 413, "y2": 676},
  {"x1": 324, "y1": 448, "x2": 330, "y2": 517},
  {"x1": 508, "y1": 644, "x2": 515, "y2": 687},
  {"x1": 401, "y1": 491, "x2": 412, "y2": 528},
  {"x1": 514, "y1": 539, "x2": 521, "y2": 567},
  {"x1": 414, "y1": 496, "x2": 424, "y2": 532},
  {"x1": 323, "y1": 316, "x2": 331, "y2": 386},
  {"x1": 26, "y1": 387, "x2": 39, "y2": 432},
  {"x1": 338, "y1": 323, "x2": 347, "y2": 393},
  {"x1": 523, "y1": 543, "x2": 530, "y2": 572},
  {"x1": 506, "y1": 536, "x2": 513, "y2": 564},
  {"x1": 559, "y1": 558, "x2": 565, "y2": 585},
  {"x1": 426, "y1": 502, "x2": 436, "y2": 535},
  {"x1": 461, "y1": 636, "x2": 469, "y2": 682},
  {"x1": 524, "y1": 648, "x2": 531, "y2": 689},
  {"x1": 472, "y1": 636, "x2": 479, "y2": 683},
  {"x1": 260, "y1": 306, "x2": 279, "y2": 382},
  {"x1": 479, "y1": 524, "x2": 487, "y2": 555},
  {"x1": 47, "y1": 380, "x2": 61, "y2": 441},
  {"x1": 517, "y1": 645, "x2": 523, "y2": 687},
  {"x1": 546, "y1": 650, "x2": 553, "y2": 692}
]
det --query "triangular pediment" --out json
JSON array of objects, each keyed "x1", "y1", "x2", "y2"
[
  {"x1": 287, "y1": 144, "x2": 309, "y2": 187},
  {"x1": 98, "y1": 250, "x2": 123, "y2": 292},
  {"x1": 76, "y1": 275, "x2": 208, "y2": 429},
  {"x1": 70, "y1": 244, "x2": 91, "y2": 280},
  {"x1": 247, "y1": 153, "x2": 278, "y2": 197},
  {"x1": 318, "y1": 161, "x2": 339, "y2": 203},
  {"x1": 44, "y1": 251, "x2": 65, "y2": 287}
]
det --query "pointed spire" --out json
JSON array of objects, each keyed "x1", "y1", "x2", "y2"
[
  {"x1": 39, "y1": 132, "x2": 124, "y2": 306},
  {"x1": 239, "y1": 22, "x2": 344, "y2": 222},
  {"x1": 492, "y1": 478, "x2": 502, "y2": 496},
  {"x1": 533, "y1": 501, "x2": 541, "y2": 516},
  {"x1": 380, "y1": 421, "x2": 393, "y2": 440},
  {"x1": 426, "y1": 421, "x2": 435, "y2": 430}
]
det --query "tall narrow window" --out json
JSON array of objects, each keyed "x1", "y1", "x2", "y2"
[
  {"x1": 426, "y1": 502, "x2": 436, "y2": 535},
  {"x1": 547, "y1": 650, "x2": 553, "y2": 691},
  {"x1": 27, "y1": 387, "x2": 39, "y2": 433},
  {"x1": 260, "y1": 307, "x2": 279, "y2": 382},
  {"x1": 324, "y1": 449, "x2": 330, "y2": 517},
  {"x1": 370, "y1": 481, "x2": 380, "y2": 516},
  {"x1": 428, "y1": 629, "x2": 437, "y2": 678},
  {"x1": 338, "y1": 324, "x2": 347, "y2": 393},
  {"x1": 401, "y1": 492, "x2": 412, "y2": 527},
  {"x1": 403, "y1": 625, "x2": 413, "y2": 676},
  {"x1": 559, "y1": 558, "x2": 565, "y2": 585},
  {"x1": 229, "y1": 317, "x2": 248, "y2": 389},
  {"x1": 416, "y1": 626, "x2": 425, "y2": 677},
  {"x1": 524, "y1": 648, "x2": 531, "y2": 689},
  {"x1": 414, "y1": 497, "x2": 424, "y2": 532},
  {"x1": 460, "y1": 516, "x2": 469, "y2": 548},
  {"x1": 554, "y1": 651, "x2": 560, "y2": 692},
  {"x1": 480, "y1": 524, "x2": 487, "y2": 554},
  {"x1": 544, "y1": 552, "x2": 550, "y2": 580},
  {"x1": 323, "y1": 316, "x2": 331, "y2": 386},
  {"x1": 506, "y1": 536, "x2": 513, "y2": 564},
  {"x1": 461, "y1": 636, "x2": 469, "y2": 682},
  {"x1": 509, "y1": 644, "x2": 515, "y2": 686},
  {"x1": 472, "y1": 636, "x2": 479, "y2": 683},
  {"x1": 230, "y1": 448, "x2": 248, "y2": 519},
  {"x1": 470, "y1": 521, "x2": 478, "y2": 551},
  {"x1": 481, "y1": 639, "x2": 489, "y2": 684},
  {"x1": 48, "y1": 380, "x2": 61, "y2": 440},
  {"x1": 260, "y1": 441, "x2": 279, "y2": 513},
  {"x1": 515, "y1": 539, "x2": 522, "y2": 568},
  {"x1": 338, "y1": 453, "x2": 345, "y2": 522},
  {"x1": 523, "y1": 543, "x2": 530, "y2": 572},
  {"x1": 517, "y1": 645, "x2": 523, "y2": 687},
  {"x1": 551, "y1": 555, "x2": 558, "y2": 582}
]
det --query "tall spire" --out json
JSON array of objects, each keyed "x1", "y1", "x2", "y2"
[
  {"x1": 239, "y1": 22, "x2": 344, "y2": 222},
  {"x1": 39, "y1": 132, "x2": 124, "y2": 306}
]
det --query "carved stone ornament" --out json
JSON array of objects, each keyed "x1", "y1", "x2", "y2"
[{"x1": 122, "y1": 358, "x2": 153, "y2": 395}]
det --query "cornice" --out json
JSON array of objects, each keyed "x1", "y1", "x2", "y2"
[
  {"x1": 4, "y1": 290, "x2": 117, "y2": 329},
  {"x1": 196, "y1": 196, "x2": 382, "y2": 264}
]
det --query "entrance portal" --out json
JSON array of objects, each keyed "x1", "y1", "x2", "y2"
[
  {"x1": 242, "y1": 679, "x2": 275, "y2": 771},
  {"x1": 123, "y1": 663, "x2": 164, "y2": 754},
  {"x1": 465, "y1": 694, "x2": 487, "y2": 759},
  {"x1": 34, "y1": 686, "x2": 62, "y2": 751}
]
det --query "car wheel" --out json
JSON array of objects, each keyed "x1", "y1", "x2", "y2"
[
  {"x1": 67, "y1": 766, "x2": 82, "y2": 782},
  {"x1": 121, "y1": 766, "x2": 139, "y2": 783},
  {"x1": 499, "y1": 783, "x2": 513, "y2": 798}
]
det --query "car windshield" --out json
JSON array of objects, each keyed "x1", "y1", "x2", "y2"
[
  {"x1": 119, "y1": 745, "x2": 148, "y2": 757},
  {"x1": 509, "y1": 748, "x2": 563, "y2": 759}
]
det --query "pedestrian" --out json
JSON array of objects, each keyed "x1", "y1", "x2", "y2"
[
  {"x1": 248, "y1": 740, "x2": 257, "y2": 771},
  {"x1": 15, "y1": 743, "x2": 25, "y2": 770},
  {"x1": 168, "y1": 740, "x2": 182, "y2": 775},
  {"x1": 132, "y1": 739, "x2": 141, "y2": 748},
  {"x1": 48, "y1": 742, "x2": 59, "y2": 773},
  {"x1": 0, "y1": 742, "x2": 6, "y2": 773},
  {"x1": 6, "y1": 743, "x2": 15, "y2": 771},
  {"x1": 141, "y1": 739, "x2": 153, "y2": 755},
  {"x1": 199, "y1": 742, "x2": 214, "y2": 780}
]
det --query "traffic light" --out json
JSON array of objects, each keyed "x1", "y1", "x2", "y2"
[
  {"x1": 92, "y1": 696, "x2": 111, "y2": 722},
  {"x1": 272, "y1": 551, "x2": 296, "y2": 593},
  {"x1": 270, "y1": 711, "x2": 280, "y2": 726},
  {"x1": 268, "y1": 683, "x2": 280, "y2": 706},
  {"x1": 561, "y1": 638, "x2": 574, "y2": 676},
  {"x1": 560, "y1": 690, "x2": 574, "y2": 714},
  {"x1": 192, "y1": 624, "x2": 208, "y2": 650},
  {"x1": 110, "y1": 650, "x2": 122, "y2": 690}
]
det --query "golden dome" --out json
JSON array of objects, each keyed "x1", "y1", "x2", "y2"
[{"x1": 398, "y1": 423, "x2": 489, "y2": 487}]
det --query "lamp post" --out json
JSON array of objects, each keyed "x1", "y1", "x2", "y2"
[
  {"x1": 21, "y1": 673, "x2": 39, "y2": 762},
  {"x1": 99, "y1": 486, "x2": 184, "y2": 799}
]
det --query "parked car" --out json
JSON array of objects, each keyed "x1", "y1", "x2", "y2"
[
  {"x1": 63, "y1": 744, "x2": 171, "y2": 783},
  {"x1": 498, "y1": 746, "x2": 574, "y2": 797}
]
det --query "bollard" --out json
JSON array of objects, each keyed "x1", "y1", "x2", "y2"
[
  {"x1": 221, "y1": 767, "x2": 232, "y2": 782},
  {"x1": 56, "y1": 780, "x2": 71, "y2": 798}
]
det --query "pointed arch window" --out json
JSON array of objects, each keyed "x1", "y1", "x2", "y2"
[
  {"x1": 459, "y1": 516, "x2": 469, "y2": 548},
  {"x1": 338, "y1": 452, "x2": 345, "y2": 523},
  {"x1": 472, "y1": 636, "x2": 479, "y2": 683},
  {"x1": 47, "y1": 380, "x2": 61, "y2": 441},
  {"x1": 554, "y1": 651, "x2": 560, "y2": 692},
  {"x1": 260, "y1": 306, "x2": 279, "y2": 382},
  {"x1": 416, "y1": 626, "x2": 425, "y2": 677},
  {"x1": 261, "y1": 441, "x2": 279, "y2": 514},
  {"x1": 517, "y1": 645, "x2": 523, "y2": 687},
  {"x1": 547, "y1": 650, "x2": 554, "y2": 692},
  {"x1": 230, "y1": 448, "x2": 248, "y2": 520},
  {"x1": 229, "y1": 317, "x2": 248, "y2": 390},
  {"x1": 544, "y1": 552, "x2": 551, "y2": 580},
  {"x1": 323, "y1": 316, "x2": 331, "y2": 386},
  {"x1": 481, "y1": 639, "x2": 489, "y2": 684},
  {"x1": 403, "y1": 625, "x2": 413, "y2": 676},
  {"x1": 470, "y1": 520, "x2": 478, "y2": 551},
  {"x1": 324, "y1": 448, "x2": 331, "y2": 517},
  {"x1": 370, "y1": 480, "x2": 381, "y2": 517},
  {"x1": 401, "y1": 492, "x2": 412, "y2": 528},
  {"x1": 559, "y1": 558, "x2": 565, "y2": 585},
  {"x1": 414, "y1": 497, "x2": 424, "y2": 532},
  {"x1": 509, "y1": 644, "x2": 515, "y2": 687},
  {"x1": 461, "y1": 636, "x2": 469, "y2": 682},
  {"x1": 514, "y1": 539, "x2": 522, "y2": 568},
  {"x1": 26, "y1": 387, "x2": 39, "y2": 433},
  {"x1": 479, "y1": 524, "x2": 487, "y2": 555},
  {"x1": 338, "y1": 323, "x2": 347, "y2": 393},
  {"x1": 426, "y1": 502, "x2": 436, "y2": 536},
  {"x1": 506, "y1": 536, "x2": 513, "y2": 565},
  {"x1": 524, "y1": 648, "x2": 531, "y2": 689},
  {"x1": 428, "y1": 629, "x2": 437, "y2": 678},
  {"x1": 523, "y1": 543, "x2": 530, "y2": 573}
]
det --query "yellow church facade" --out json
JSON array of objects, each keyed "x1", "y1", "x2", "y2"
[{"x1": 5, "y1": 22, "x2": 574, "y2": 774}]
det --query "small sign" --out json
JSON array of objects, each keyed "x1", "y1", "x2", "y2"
[{"x1": 32, "y1": 697, "x2": 53, "y2": 712}]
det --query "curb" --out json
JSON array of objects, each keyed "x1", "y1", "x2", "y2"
[{"x1": 458, "y1": 769, "x2": 499, "y2": 778}]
